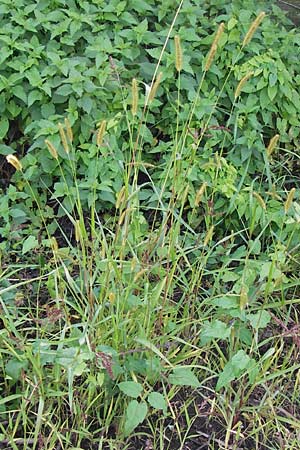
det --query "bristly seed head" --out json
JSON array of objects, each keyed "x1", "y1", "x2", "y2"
[
  {"x1": 266, "y1": 134, "x2": 280, "y2": 158},
  {"x1": 64, "y1": 118, "x2": 73, "y2": 143},
  {"x1": 205, "y1": 22, "x2": 224, "y2": 72},
  {"x1": 284, "y1": 187, "x2": 296, "y2": 213},
  {"x1": 234, "y1": 71, "x2": 254, "y2": 99},
  {"x1": 174, "y1": 35, "x2": 183, "y2": 72},
  {"x1": 58, "y1": 123, "x2": 69, "y2": 153},
  {"x1": 204, "y1": 225, "x2": 214, "y2": 246},
  {"x1": 131, "y1": 78, "x2": 138, "y2": 116},
  {"x1": 195, "y1": 183, "x2": 207, "y2": 207},
  {"x1": 97, "y1": 120, "x2": 107, "y2": 147},
  {"x1": 242, "y1": 12, "x2": 266, "y2": 47},
  {"x1": 6, "y1": 154, "x2": 22, "y2": 171},
  {"x1": 149, "y1": 72, "x2": 163, "y2": 103},
  {"x1": 253, "y1": 191, "x2": 266, "y2": 210},
  {"x1": 45, "y1": 139, "x2": 58, "y2": 159}
]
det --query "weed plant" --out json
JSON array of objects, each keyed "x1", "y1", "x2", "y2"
[{"x1": 1, "y1": 1, "x2": 300, "y2": 449}]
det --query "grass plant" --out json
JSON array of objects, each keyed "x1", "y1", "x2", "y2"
[{"x1": 1, "y1": 1, "x2": 300, "y2": 449}]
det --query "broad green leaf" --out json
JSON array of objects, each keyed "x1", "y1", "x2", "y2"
[
  {"x1": 124, "y1": 400, "x2": 148, "y2": 436},
  {"x1": 168, "y1": 367, "x2": 200, "y2": 388},
  {"x1": 118, "y1": 381, "x2": 143, "y2": 398},
  {"x1": 268, "y1": 84, "x2": 278, "y2": 102},
  {"x1": 5, "y1": 359, "x2": 28, "y2": 382},
  {"x1": 22, "y1": 235, "x2": 38, "y2": 254},
  {"x1": 28, "y1": 90, "x2": 43, "y2": 107},
  {"x1": 211, "y1": 296, "x2": 239, "y2": 309},
  {"x1": 22, "y1": 236, "x2": 39, "y2": 255},
  {"x1": 26, "y1": 68, "x2": 42, "y2": 87},
  {"x1": 200, "y1": 320, "x2": 231, "y2": 345},
  {"x1": 0, "y1": 118, "x2": 9, "y2": 140},
  {"x1": 228, "y1": 17, "x2": 238, "y2": 30},
  {"x1": 216, "y1": 350, "x2": 251, "y2": 391},
  {"x1": 56, "y1": 84, "x2": 73, "y2": 96},
  {"x1": 247, "y1": 310, "x2": 271, "y2": 329},
  {"x1": 147, "y1": 392, "x2": 167, "y2": 412},
  {"x1": 11, "y1": 85, "x2": 27, "y2": 103}
]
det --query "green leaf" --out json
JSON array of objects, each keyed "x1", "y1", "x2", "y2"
[
  {"x1": 124, "y1": 400, "x2": 148, "y2": 436},
  {"x1": 28, "y1": 90, "x2": 43, "y2": 107},
  {"x1": 247, "y1": 310, "x2": 271, "y2": 329},
  {"x1": 211, "y1": 296, "x2": 239, "y2": 309},
  {"x1": 5, "y1": 358, "x2": 28, "y2": 382},
  {"x1": 147, "y1": 392, "x2": 167, "y2": 412},
  {"x1": 0, "y1": 118, "x2": 9, "y2": 140},
  {"x1": 26, "y1": 68, "x2": 42, "y2": 87},
  {"x1": 216, "y1": 350, "x2": 251, "y2": 391},
  {"x1": 267, "y1": 84, "x2": 278, "y2": 102},
  {"x1": 22, "y1": 235, "x2": 38, "y2": 254},
  {"x1": 56, "y1": 84, "x2": 73, "y2": 96},
  {"x1": 228, "y1": 17, "x2": 238, "y2": 30},
  {"x1": 11, "y1": 85, "x2": 27, "y2": 103},
  {"x1": 118, "y1": 381, "x2": 143, "y2": 398},
  {"x1": 0, "y1": 394, "x2": 23, "y2": 406},
  {"x1": 0, "y1": 144, "x2": 14, "y2": 156},
  {"x1": 200, "y1": 320, "x2": 231, "y2": 345},
  {"x1": 168, "y1": 367, "x2": 200, "y2": 388},
  {"x1": 79, "y1": 95, "x2": 93, "y2": 114}
]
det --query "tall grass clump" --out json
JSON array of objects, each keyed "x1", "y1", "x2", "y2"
[{"x1": 1, "y1": 3, "x2": 300, "y2": 449}]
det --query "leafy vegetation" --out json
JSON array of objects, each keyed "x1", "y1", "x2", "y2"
[{"x1": 1, "y1": 0, "x2": 300, "y2": 448}]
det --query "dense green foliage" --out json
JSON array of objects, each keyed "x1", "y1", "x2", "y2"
[
  {"x1": 1, "y1": 0, "x2": 300, "y2": 448},
  {"x1": 1, "y1": 0, "x2": 300, "y2": 247}
]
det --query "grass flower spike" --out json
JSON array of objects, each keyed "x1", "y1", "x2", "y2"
[
  {"x1": 6, "y1": 154, "x2": 22, "y2": 171},
  {"x1": 205, "y1": 22, "x2": 224, "y2": 71},
  {"x1": 45, "y1": 139, "x2": 58, "y2": 159},
  {"x1": 267, "y1": 134, "x2": 280, "y2": 157},
  {"x1": 285, "y1": 187, "x2": 296, "y2": 213},
  {"x1": 242, "y1": 12, "x2": 266, "y2": 47},
  {"x1": 148, "y1": 72, "x2": 163, "y2": 103},
  {"x1": 253, "y1": 191, "x2": 266, "y2": 210},
  {"x1": 58, "y1": 122, "x2": 69, "y2": 153},
  {"x1": 131, "y1": 78, "x2": 138, "y2": 116},
  {"x1": 97, "y1": 120, "x2": 107, "y2": 147},
  {"x1": 234, "y1": 71, "x2": 254, "y2": 99},
  {"x1": 174, "y1": 35, "x2": 183, "y2": 72},
  {"x1": 64, "y1": 118, "x2": 73, "y2": 143}
]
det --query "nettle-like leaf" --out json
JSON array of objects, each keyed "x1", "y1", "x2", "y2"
[
  {"x1": 200, "y1": 320, "x2": 232, "y2": 345},
  {"x1": 124, "y1": 400, "x2": 148, "y2": 437},
  {"x1": 147, "y1": 392, "x2": 167, "y2": 413},
  {"x1": 168, "y1": 367, "x2": 200, "y2": 388},
  {"x1": 118, "y1": 381, "x2": 143, "y2": 398},
  {"x1": 216, "y1": 350, "x2": 254, "y2": 391}
]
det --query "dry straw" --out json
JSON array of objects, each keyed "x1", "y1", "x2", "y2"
[
  {"x1": 234, "y1": 71, "x2": 254, "y2": 99},
  {"x1": 64, "y1": 118, "x2": 73, "y2": 143},
  {"x1": 6, "y1": 154, "x2": 22, "y2": 171},
  {"x1": 242, "y1": 12, "x2": 266, "y2": 47},
  {"x1": 45, "y1": 139, "x2": 58, "y2": 159},
  {"x1": 205, "y1": 22, "x2": 224, "y2": 71},
  {"x1": 149, "y1": 72, "x2": 163, "y2": 103},
  {"x1": 131, "y1": 78, "x2": 138, "y2": 116},
  {"x1": 174, "y1": 35, "x2": 183, "y2": 72},
  {"x1": 266, "y1": 134, "x2": 280, "y2": 157},
  {"x1": 58, "y1": 123, "x2": 69, "y2": 153},
  {"x1": 253, "y1": 191, "x2": 266, "y2": 210},
  {"x1": 97, "y1": 120, "x2": 107, "y2": 147},
  {"x1": 284, "y1": 187, "x2": 296, "y2": 213}
]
